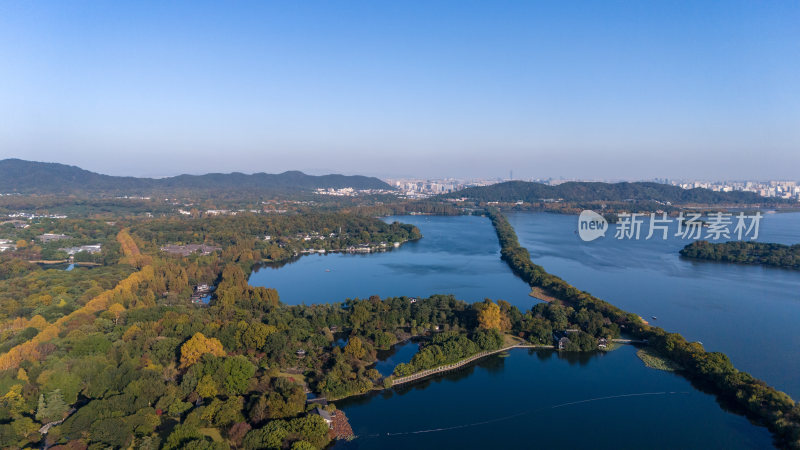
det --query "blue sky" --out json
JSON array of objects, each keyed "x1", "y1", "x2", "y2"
[{"x1": 1, "y1": 1, "x2": 798, "y2": 180}]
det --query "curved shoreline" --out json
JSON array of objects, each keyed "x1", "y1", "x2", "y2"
[
  {"x1": 392, "y1": 345, "x2": 515, "y2": 386},
  {"x1": 329, "y1": 340, "x2": 556, "y2": 403}
]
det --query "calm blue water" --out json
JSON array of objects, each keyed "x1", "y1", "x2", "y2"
[
  {"x1": 373, "y1": 341, "x2": 420, "y2": 377},
  {"x1": 336, "y1": 346, "x2": 772, "y2": 449},
  {"x1": 249, "y1": 215, "x2": 533, "y2": 308},
  {"x1": 508, "y1": 211, "x2": 800, "y2": 398},
  {"x1": 249, "y1": 213, "x2": 799, "y2": 448}
]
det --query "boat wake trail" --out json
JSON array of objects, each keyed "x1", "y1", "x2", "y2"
[{"x1": 362, "y1": 391, "x2": 690, "y2": 438}]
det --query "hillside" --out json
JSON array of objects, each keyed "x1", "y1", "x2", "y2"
[
  {"x1": 0, "y1": 159, "x2": 392, "y2": 195},
  {"x1": 443, "y1": 180, "x2": 777, "y2": 205}
]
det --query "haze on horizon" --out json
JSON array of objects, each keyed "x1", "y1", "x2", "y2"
[{"x1": 1, "y1": 1, "x2": 798, "y2": 181}]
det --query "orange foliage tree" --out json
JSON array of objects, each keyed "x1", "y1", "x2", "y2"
[
  {"x1": 477, "y1": 301, "x2": 510, "y2": 331},
  {"x1": 179, "y1": 332, "x2": 226, "y2": 368},
  {"x1": 117, "y1": 229, "x2": 152, "y2": 268}
]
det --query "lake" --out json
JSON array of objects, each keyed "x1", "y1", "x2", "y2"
[
  {"x1": 373, "y1": 340, "x2": 420, "y2": 377},
  {"x1": 249, "y1": 215, "x2": 533, "y2": 308},
  {"x1": 334, "y1": 346, "x2": 772, "y2": 449},
  {"x1": 249, "y1": 212, "x2": 800, "y2": 448},
  {"x1": 507, "y1": 211, "x2": 800, "y2": 398}
]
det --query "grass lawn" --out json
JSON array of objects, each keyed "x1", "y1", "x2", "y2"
[
  {"x1": 199, "y1": 427, "x2": 224, "y2": 443},
  {"x1": 636, "y1": 348, "x2": 682, "y2": 371}
]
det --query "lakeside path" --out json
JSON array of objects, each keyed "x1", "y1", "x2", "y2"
[
  {"x1": 392, "y1": 337, "x2": 554, "y2": 387},
  {"x1": 389, "y1": 336, "x2": 645, "y2": 389}
]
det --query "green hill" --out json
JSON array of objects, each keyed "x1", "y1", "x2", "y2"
[{"x1": 0, "y1": 159, "x2": 392, "y2": 195}]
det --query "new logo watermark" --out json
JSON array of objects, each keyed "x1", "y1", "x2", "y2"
[
  {"x1": 578, "y1": 210, "x2": 608, "y2": 241},
  {"x1": 577, "y1": 210, "x2": 762, "y2": 242}
]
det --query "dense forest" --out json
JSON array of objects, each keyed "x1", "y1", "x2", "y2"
[
  {"x1": 129, "y1": 213, "x2": 419, "y2": 249},
  {"x1": 0, "y1": 210, "x2": 637, "y2": 449},
  {"x1": 0, "y1": 192, "x2": 400, "y2": 219},
  {"x1": 445, "y1": 180, "x2": 783, "y2": 205},
  {"x1": 1, "y1": 205, "x2": 798, "y2": 448},
  {"x1": 0, "y1": 196, "x2": 181, "y2": 218},
  {"x1": 680, "y1": 240, "x2": 800, "y2": 270},
  {"x1": 487, "y1": 209, "x2": 800, "y2": 449},
  {"x1": 0, "y1": 159, "x2": 391, "y2": 195}
]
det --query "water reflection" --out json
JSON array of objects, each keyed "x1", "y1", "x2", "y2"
[
  {"x1": 335, "y1": 347, "x2": 773, "y2": 450},
  {"x1": 373, "y1": 340, "x2": 420, "y2": 377}
]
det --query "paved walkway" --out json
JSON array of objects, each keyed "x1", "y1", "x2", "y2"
[{"x1": 392, "y1": 343, "x2": 553, "y2": 386}]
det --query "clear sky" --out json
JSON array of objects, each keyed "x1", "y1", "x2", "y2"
[{"x1": 1, "y1": 1, "x2": 798, "y2": 180}]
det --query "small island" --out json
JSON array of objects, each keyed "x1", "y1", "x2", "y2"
[{"x1": 680, "y1": 240, "x2": 800, "y2": 270}]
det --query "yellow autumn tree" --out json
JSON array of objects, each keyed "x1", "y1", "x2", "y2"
[
  {"x1": 477, "y1": 301, "x2": 509, "y2": 331},
  {"x1": 180, "y1": 332, "x2": 226, "y2": 368},
  {"x1": 116, "y1": 229, "x2": 141, "y2": 258},
  {"x1": 28, "y1": 315, "x2": 48, "y2": 330},
  {"x1": 344, "y1": 336, "x2": 366, "y2": 359},
  {"x1": 196, "y1": 374, "x2": 218, "y2": 398},
  {"x1": 1, "y1": 384, "x2": 26, "y2": 415},
  {"x1": 108, "y1": 303, "x2": 125, "y2": 325},
  {"x1": 117, "y1": 229, "x2": 152, "y2": 268},
  {"x1": 122, "y1": 324, "x2": 142, "y2": 342}
]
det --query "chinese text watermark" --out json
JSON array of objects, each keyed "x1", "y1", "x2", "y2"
[{"x1": 578, "y1": 211, "x2": 762, "y2": 242}]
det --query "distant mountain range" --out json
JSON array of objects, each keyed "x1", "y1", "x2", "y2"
[
  {"x1": 444, "y1": 180, "x2": 779, "y2": 205},
  {"x1": 0, "y1": 159, "x2": 392, "y2": 195}
]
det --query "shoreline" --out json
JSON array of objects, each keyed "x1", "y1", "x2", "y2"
[
  {"x1": 31, "y1": 260, "x2": 103, "y2": 267},
  {"x1": 331, "y1": 340, "x2": 556, "y2": 403},
  {"x1": 255, "y1": 236, "x2": 419, "y2": 268}
]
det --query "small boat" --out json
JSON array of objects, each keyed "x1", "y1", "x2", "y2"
[
  {"x1": 325, "y1": 269, "x2": 331, "y2": 272},
  {"x1": 651, "y1": 316, "x2": 657, "y2": 320}
]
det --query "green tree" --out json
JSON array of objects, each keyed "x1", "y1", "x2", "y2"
[
  {"x1": 239, "y1": 322, "x2": 277, "y2": 350},
  {"x1": 243, "y1": 420, "x2": 288, "y2": 450},
  {"x1": 196, "y1": 374, "x2": 218, "y2": 398},
  {"x1": 221, "y1": 356, "x2": 256, "y2": 395},
  {"x1": 343, "y1": 336, "x2": 366, "y2": 359},
  {"x1": 349, "y1": 304, "x2": 369, "y2": 330},
  {"x1": 35, "y1": 389, "x2": 69, "y2": 423},
  {"x1": 288, "y1": 415, "x2": 330, "y2": 449},
  {"x1": 164, "y1": 424, "x2": 206, "y2": 450}
]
